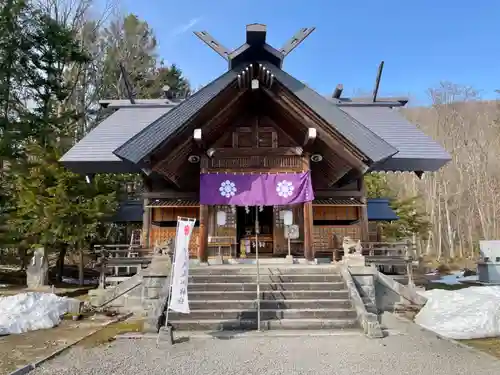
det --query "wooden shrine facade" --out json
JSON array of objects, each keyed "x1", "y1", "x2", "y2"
[
  {"x1": 134, "y1": 80, "x2": 375, "y2": 261},
  {"x1": 60, "y1": 24, "x2": 451, "y2": 261}
]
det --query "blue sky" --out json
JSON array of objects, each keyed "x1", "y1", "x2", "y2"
[{"x1": 116, "y1": 0, "x2": 500, "y2": 105}]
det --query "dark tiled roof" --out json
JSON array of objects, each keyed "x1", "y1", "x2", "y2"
[
  {"x1": 341, "y1": 107, "x2": 451, "y2": 172},
  {"x1": 367, "y1": 198, "x2": 399, "y2": 221},
  {"x1": 113, "y1": 69, "x2": 240, "y2": 165},
  {"x1": 261, "y1": 63, "x2": 398, "y2": 164},
  {"x1": 60, "y1": 106, "x2": 174, "y2": 173},
  {"x1": 313, "y1": 198, "x2": 364, "y2": 206},
  {"x1": 146, "y1": 199, "x2": 200, "y2": 207},
  {"x1": 60, "y1": 63, "x2": 449, "y2": 175}
]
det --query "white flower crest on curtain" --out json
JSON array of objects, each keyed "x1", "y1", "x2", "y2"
[
  {"x1": 276, "y1": 180, "x2": 294, "y2": 198},
  {"x1": 219, "y1": 180, "x2": 237, "y2": 198}
]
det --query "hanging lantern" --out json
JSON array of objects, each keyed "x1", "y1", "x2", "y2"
[{"x1": 216, "y1": 211, "x2": 227, "y2": 226}]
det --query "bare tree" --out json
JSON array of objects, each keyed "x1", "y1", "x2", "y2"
[{"x1": 390, "y1": 82, "x2": 500, "y2": 262}]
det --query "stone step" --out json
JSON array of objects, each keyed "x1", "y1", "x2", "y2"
[
  {"x1": 188, "y1": 274, "x2": 343, "y2": 284},
  {"x1": 188, "y1": 299, "x2": 352, "y2": 310},
  {"x1": 188, "y1": 290, "x2": 350, "y2": 300},
  {"x1": 168, "y1": 308, "x2": 357, "y2": 320},
  {"x1": 189, "y1": 267, "x2": 341, "y2": 275},
  {"x1": 167, "y1": 318, "x2": 359, "y2": 331},
  {"x1": 188, "y1": 282, "x2": 346, "y2": 292}
]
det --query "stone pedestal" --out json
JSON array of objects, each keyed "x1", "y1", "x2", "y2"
[
  {"x1": 209, "y1": 254, "x2": 224, "y2": 265},
  {"x1": 285, "y1": 255, "x2": 294, "y2": 264},
  {"x1": 142, "y1": 255, "x2": 173, "y2": 333},
  {"x1": 342, "y1": 254, "x2": 366, "y2": 267},
  {"x1": 26, "y1": 248, "x2": 49, "y2": 288}
]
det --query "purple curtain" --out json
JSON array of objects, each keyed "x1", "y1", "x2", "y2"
[{"x1": 199, "y1": 172, "x2": 314, "y2": 206}]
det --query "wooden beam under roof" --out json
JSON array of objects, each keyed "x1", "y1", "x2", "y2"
[
  {"x1": 151, "y1": 89, "x2": 247, "y2": 187},
  {"x1": 262, "y1": 87, "x2": 368, "y2": 172},
  {"x1": 263, "y1": 95, "x2": 357, "y2": 187},
  {"x1": 303, "y1": 128, "x2": 317, "y2": 149},
  {"x1": 193, "y1": 31, "x2": 231, "y2": 60}
]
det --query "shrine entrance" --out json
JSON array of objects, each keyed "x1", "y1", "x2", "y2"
[
  {"x1": 202, "y1": 171, "x2": 312, "y2": 260},
  {"x1": 236, "y1": 205, "x2": 274, "y2": 257}
]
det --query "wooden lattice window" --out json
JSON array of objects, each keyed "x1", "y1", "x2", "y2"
[
  {"x1": 232, "y1": 127, "x2": 253, "y2": 148},
  {"x1": 232, "y1": 127, "x2": 277, "y2": 148},
  {"x1": 258, "y1": 128, "x2": 277, "y2": 148}
]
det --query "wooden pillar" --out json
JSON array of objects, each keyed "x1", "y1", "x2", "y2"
[
  {"x1": 359, "y1": 178, "x2": 369, "y2": 242},
  {"x1": 198, "y1": 204, "x2": 209, "y2": 261},
  {"x1": 376, "y1": 223, "x2": 383, "y2": 242},
  {"x1": 302, "y1": 153, "x2": 314, "y2": 261},
  {"x1": 303, "y1": 201, "x2": 314, "y2": 261},
  {"x1": 142, "y1": 176, "x2": 153, "y2": 248},
  {"x1": 142, "y1": 198, "x2": 151, "y2": 248}
]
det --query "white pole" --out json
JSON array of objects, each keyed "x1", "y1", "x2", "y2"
[
  {"x1": 255, "y1": 207, "x2": 261, "y2": 331},
  {"x1": 156, "y1": 217, "x2": 181, "y2": 347},
  {"x1": 287, "y1": 226, "x2": 291, "y2": 257}
]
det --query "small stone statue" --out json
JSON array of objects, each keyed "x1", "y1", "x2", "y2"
[
  {"x1": 342, "y1": 237, "x2": 365, "y2": 266},
  {"x1": 163, "y1": 238, "x2": 174, "y2": 257},
  {"x1": 26, "y1": 247, "x2": 49, "y2": 288},
  {"x1": 153, "y1": 242, "x2": 162, "y2": 255},
  {"x1": 342, "y1": 237, "x2": 363, "y2": 256},
  {"x1": 153, "y1": 239, "x2": 174, "y2": 257}
]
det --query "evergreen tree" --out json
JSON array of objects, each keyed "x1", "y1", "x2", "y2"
[
  {"x1": 146, "y1": 62, "x2": 191, "y2": 98},
  {"x1": 365, "y1": 173, "x2": 430, "y2": 240},
  {"x1": 2, "y1": 5, "x2": 120, "y2": 283},
  {"x1": 99, "y1": 14, "x2": 191, "y2": 101},
  {"x1": 8, "y1": 145, "x2": 119, "y2": 283},
  {"x1": 100, "y1": 14, "x2": 158, "y2": 100},
  {"x1": 0, "y1": 0, "x2": 30, "y2": 161}
]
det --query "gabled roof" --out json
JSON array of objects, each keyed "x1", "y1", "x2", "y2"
[
  {"x1": 60, "y1": 106, "x2": 175, "y2": 174},
  {"x1": 60, "y1": 71, "x2": 450, "y2": 175},
  {"x1": 262, "y1": 63, "x2": 398, "y2": 164},
  {"x1": 340, "y1": 106, "x2": 451, "y2": 172},
  {"x1": 114, "y1": 63, "x2": 399, "y2": 168},
  {"x1": 113, "y1": 68, "x2": 240, "y2": 165},
  {"x1": 60, "y1": 23, "x2": 451, "y2": 176}
]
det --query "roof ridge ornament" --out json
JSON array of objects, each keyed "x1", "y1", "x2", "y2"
[{"x1": 194, "y1": 24, "x2": 315, "y2": 69}]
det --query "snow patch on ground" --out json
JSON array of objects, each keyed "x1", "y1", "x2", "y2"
[
  {"x1": 426, "y1": 270, "x2": 478, "y2": 285},
  {"x1": 61, "y1": 277, "x2": 98, "y2": 285},
  {"x1": 0, "y1": 292, "x2": 70, "y2": 335},
  {"x1": 415, "y1": 286, "x2": 500, "y2": 339}
]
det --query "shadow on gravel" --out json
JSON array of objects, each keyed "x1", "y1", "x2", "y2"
[{"x1": 174, "y1": 336, "x2": 190, "y2": 344}]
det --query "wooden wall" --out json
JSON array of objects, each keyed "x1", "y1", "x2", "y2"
[
  {"x1": 312, "y1": 206, "x2": 358, "y2": 221},
  {"x1": 312, "y1": 205, "x2": 361, "y2": 251},
  {"x1": 150, "y1": 207, "x2": 200, "y2": 257},
  {"x1": 148, "y1": 205, "x2": 363, "y2": 257},
  {"x1": 152, "y1": 207, "x2": 200, "y2": 222},
  {"x1": 312, "y1": 225, "x2": 361, "y2": 251}
]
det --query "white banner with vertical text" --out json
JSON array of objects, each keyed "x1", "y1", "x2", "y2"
[{"x1": 168, "y1": 218, "x2": 196, "y2": 314}]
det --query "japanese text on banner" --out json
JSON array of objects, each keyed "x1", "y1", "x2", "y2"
[{"x1": 168, "y1": 218, "x2": 196, "y2": 313}]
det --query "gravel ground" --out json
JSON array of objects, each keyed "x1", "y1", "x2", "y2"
[{"x1": 30, "y1": 315, "x2": 499, "y2": 375}]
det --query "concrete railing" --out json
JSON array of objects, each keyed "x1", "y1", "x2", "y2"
[
  {"x1": 339, "y1": 265, "x2": 384, "y2": 338},
  {"x1": 375, "y1": 269, "x2": 427, "y2": 307},
  {"x1": 361, "y1": 241, "x2": 417, "y2": 287}
]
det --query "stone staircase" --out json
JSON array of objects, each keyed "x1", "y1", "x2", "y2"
[{"x1": 166, "y1": 265, "x2": 359, "y2": 331}]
